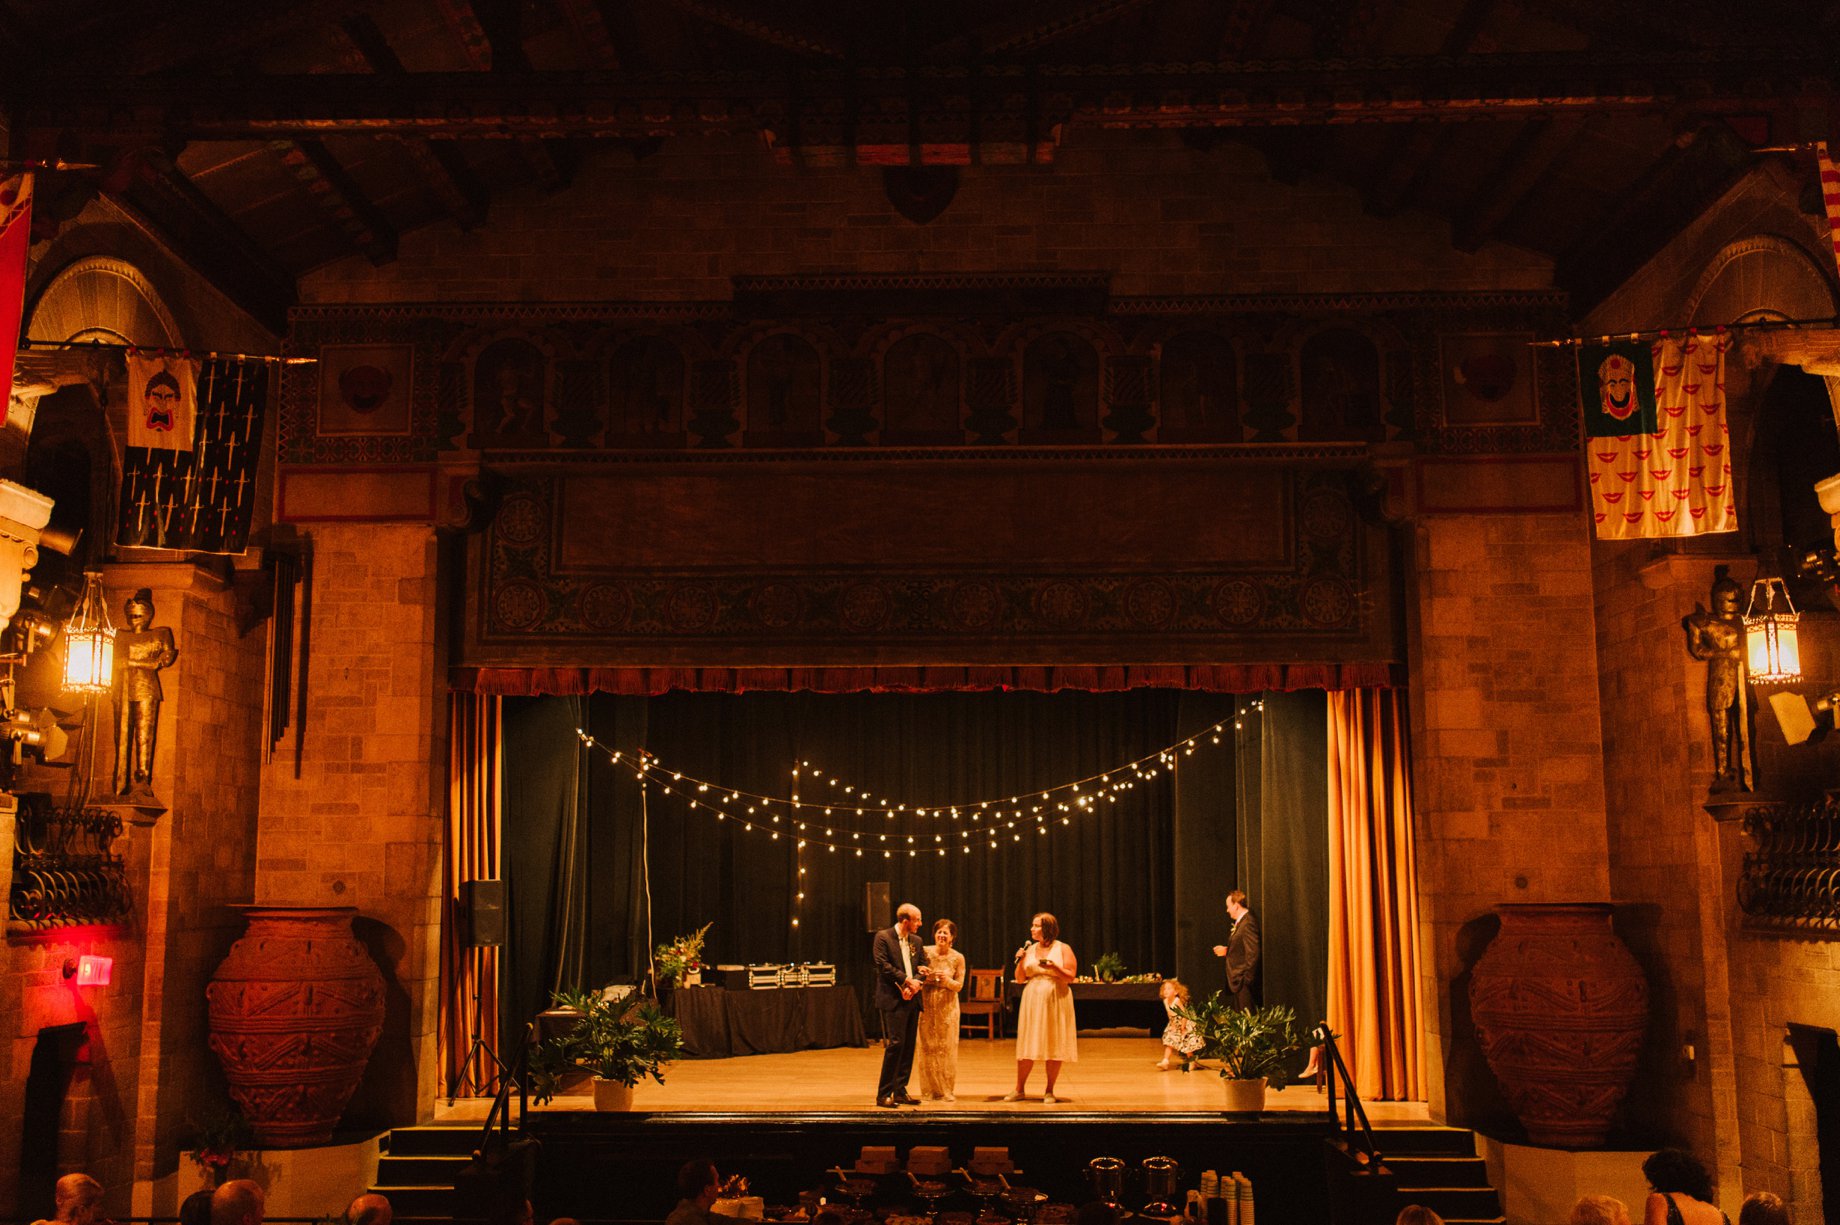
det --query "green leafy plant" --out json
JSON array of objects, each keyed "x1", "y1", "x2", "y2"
[
  {"x1": 529, "y1": 988, "x2": 685, "y2": 1102},
  {"x1": 187, "y1": 1106, "x2": 253, "y2": 1184},
  {"x1": 654, "y1": 922, "x2": 713, "y2": 984},
  {"x1": 1176, "y1": 995, "x2": 1302, "y2": 1087},
  {"x1": 1091, "y1": 952, "x2": 1126, "y2": 982}
]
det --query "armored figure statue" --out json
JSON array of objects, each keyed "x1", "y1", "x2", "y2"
[
  {"x1": 114, "y1": 587, "x2": 178, "y2": 798},
  {"x1": 1681, "y1": 566, "x2": 1750, "y2": 793}
]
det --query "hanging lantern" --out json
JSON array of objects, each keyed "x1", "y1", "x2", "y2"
[
  {"x1": 61, "y1": 571, "x2": 116, "y2": 694},
  {"x1": 1744, "y1": 576, "x2": 1801, "y2": 685}
]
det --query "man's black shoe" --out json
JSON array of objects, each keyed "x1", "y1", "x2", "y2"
[{"x1": 876, "y1": 1095, "x2": 898, "y2": 1108}]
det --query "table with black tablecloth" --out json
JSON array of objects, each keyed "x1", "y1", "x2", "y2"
[
  {"x1": 665, "y1": 985, "x2": 866, "y2": 1057},
  {"x1": 1004, "y1": 981, "x2": 1166, "y2": 1036}
]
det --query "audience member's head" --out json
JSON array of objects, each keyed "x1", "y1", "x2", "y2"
[
  {"x1": 676, "y1": 1159, "x2": 720, "y2": 1207},
  {"x1": 811, "y1": 1211, "x2": 846, "y2": 1225},
  {"x1": 1075, "y1": 1203, "x2": 1120, "y2": 1225},
  {"x1": 54, "y1": 1175, "x2": 104, "y2": 1225},
  {"x1": 1739, "y1": 1191, "x2": 1790, "y2": 1225},
  {"x1": 1570, "y1": 1194, "x2": 1630, "y2": 1225},
  {"x1": 346, "y1": 1194, "x2": 392, "y2": 1225},
  {"x1": 548, "y1": 1218, "x2": 582, "y2": 1225},
  {"x1": 179, "y1": 1191, "x2": 214, "y2": 1225},
  {"x1": 210, "y1": 1179, "x2": 265, "y2": 1225},
  {"x1": 1395, "y1": 1208, "x2": 1444, "y2": 1225},
  {"x1": 1643, "y1": 1149, "x2": 1716, "y2": 1204}
]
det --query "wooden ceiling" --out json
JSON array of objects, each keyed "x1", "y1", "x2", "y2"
[{"x1": 3, "y1": 0, "x2": 1835, "y2": 332}]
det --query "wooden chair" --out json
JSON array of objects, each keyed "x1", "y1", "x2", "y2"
[{"x1": 960, "y1": 969, "x2": 1007, "y2": 1040}]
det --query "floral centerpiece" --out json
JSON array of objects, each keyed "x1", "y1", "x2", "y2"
[
  {"x1": 1091, "y1": 952, "x2": 1126, "y2": 982},
  {"x1": 655, "y1": 922, "x2": 713, "y2": 985}
]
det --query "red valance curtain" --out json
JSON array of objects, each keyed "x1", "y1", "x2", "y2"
[
  {"x1": 452, "y1": 662, "x2": 1399, "y2": 696},
  {"x1": 1325, "y1": 688, "x2": 1426, "y2": 1102},
  {"x1": 439, "y1": 692, "x2": 503, "y2": 1098}
]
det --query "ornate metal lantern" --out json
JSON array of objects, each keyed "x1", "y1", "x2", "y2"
[
  {"x1": 1744, "y1": 575, "x2": 1801, "y2": 685},
  {"x1": 60, "y1": 571, "x2": 115, "y2": 693}
]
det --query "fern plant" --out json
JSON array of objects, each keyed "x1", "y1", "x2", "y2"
[{"x1": 529, "y1": 988, "x2": 684, "y2": 1102}]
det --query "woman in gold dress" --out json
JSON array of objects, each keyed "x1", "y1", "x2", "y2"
[{"x1": 915, "y1": 919, "x2": 966, "y2": 1101}]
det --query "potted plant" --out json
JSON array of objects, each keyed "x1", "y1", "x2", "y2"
[
  {"x1": 655, "y1": 922, "x2": 713, "y2": 987},
  {"x1": 529, "y1": 988, "x2": 685, "y2": 1111},
  {"x1": 186, "y1": 1106, "x2": 253, "y2": 1187},
  {"x1": 1177, "y1": 994, "x2": 1302, "y2": 1112},
  {"x1": 1091, "y1": 952, "x2": 1126, "y2": 983}
]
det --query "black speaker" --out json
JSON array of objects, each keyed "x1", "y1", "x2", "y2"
[
  {"x1": 864, "y1": 881, "x2": 890, "y2": 932},
  {"x1": 460, "y1": 879, "x2": 505, "y2": 947}
]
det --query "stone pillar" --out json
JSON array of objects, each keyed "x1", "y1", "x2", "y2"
[{"x1": 255, "y1": 522, "x2": 445, "y2": 1126}]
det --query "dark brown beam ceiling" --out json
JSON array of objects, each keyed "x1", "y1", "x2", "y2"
[
  {"x1": 108, "y1": 152, "x2": 296, "y2": 334},
  {"x1": 1451, "y1": 116, "x2": 1585, "y2": 252},
  {"x1": 13, "y1": 50, "x2": 1831, "y2": 142},
  {"x1": 270, "y1": 139, "x2": 399, "y2": 264}
]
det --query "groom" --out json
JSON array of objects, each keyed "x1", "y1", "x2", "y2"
[{"x1": 871, "y1": 902, "x2": 927, "y2": 1107}]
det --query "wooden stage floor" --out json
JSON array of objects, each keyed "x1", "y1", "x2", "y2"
[{"x1": 443, "y1": 1038, "x2": 1429, "y2": 1119}]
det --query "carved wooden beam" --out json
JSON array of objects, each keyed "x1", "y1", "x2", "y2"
[
  {"x1": 1451, "y1": 117, "x2": 1586, "y2": 252},
  {"x1": 428, "y1": 0, "x2": 578, "y2": 190},
  {"x1": 333, "y1": 15, "x2": 489, "y2": 227},
  {"x1": 656, "y1": 0, "x2": 847, "y2": 58},
  {"x1": 269, "y1": 139, "x2": 398, "y2": 265},
  {"x1": 552, "y1": 0, "x2": 622, "y2": 68},
  {"x1": 108, "y1": 154, "x2": 295, "y2": 334},
  {"x1": 43, "y1": 0, "x2": 375, "y2": 75},
  {"x1": 13, "y1": 52, "x2": 1831, "y2": 141},
  {"x1": 946, "y1": 0, "x2": 1156, "y2": 56}
]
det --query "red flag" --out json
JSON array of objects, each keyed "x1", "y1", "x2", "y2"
[
  {"x1": 0, "y1": 174, "x2": 31, "y2": 427},
  {"x1": 1819, "y1": 143, "x2": 1840, "y2": 284}
]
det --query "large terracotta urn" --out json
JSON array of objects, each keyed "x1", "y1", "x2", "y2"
[
  {"x1": 206, "y1": 906, "x2": 386, "y2": 1147},
  {"x1": 1468, "y1": 903, "x2": 1648, "y2": 1148}
]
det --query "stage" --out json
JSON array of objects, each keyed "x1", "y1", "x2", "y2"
[{"x1": 423, "y1": 1041, "x2": 1432, "y2": 1225}]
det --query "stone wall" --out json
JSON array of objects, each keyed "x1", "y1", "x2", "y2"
[
  {"x1": 254, "y1": 523, "x2": 446, "y2": 1126},
  {"x1": 1403, "y1": 508, "x2": 1613, "y2": 1127}
]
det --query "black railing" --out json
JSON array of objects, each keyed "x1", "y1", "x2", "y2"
[
  {"x1": 1315, "y1": 1022, "x2": 1380, "y2": 1164},
  {"x1": 1739, "y1": 797, "x2": 1840, "y2": 931},
  {"x1": 475, "y1": 1019, "x2": 533, "y2": 1149},
  {"x1": 8, "y1": 794, "x2": 132, "y2": 929}
]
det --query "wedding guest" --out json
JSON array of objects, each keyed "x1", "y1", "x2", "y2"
[
  {"x1": 211, "y1": 1180, "x2": 265, "y2": 1225},
  {"x1": 1005, "y1": 912, "x2": 1077, "y2": 1103},
  {"x1": 1738, "y1": 1192, "x2": 1789, "y2": 1225},
  {"x1": 666, "y1": 1159, "x2": 721, "y2": 1225},
  {"x1": 1155, "y1": 978, "x2": 1201, "y2": 1071},
  {"x1": 1395, "y1": 1208, "x2": 1444, "y2": 1225},
  {"x1": 179, "y1": 1192, "x2": 214, "y2": 1225},
  {"x1": 36, "y1": 1175, "x2": 106, "y2": 1225},
  {"x1": 1572, "y1": 1195, "x2": 1631, "y2": 1225},
  {"x1": 916, "y1": 918, "x2": 966, "y2": 1101},
  {"x1": 1642, "y1": 1149, "x2": 1727, "y2": 1225},
  {"x1": 346, "y1": 1195, "x2": 392, "y2": 1225}
]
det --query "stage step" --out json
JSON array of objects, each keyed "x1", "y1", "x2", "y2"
[
  {"x1": 1373, "y1": 1124, "x2": 1503, "y2": 1224},
  {"x1": 369, "y1": 1124, "x2": 482, "y2": 1223}
]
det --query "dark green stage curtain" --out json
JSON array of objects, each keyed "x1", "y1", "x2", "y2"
[
  {"x1": 501, "y1": 689, "x2": 1327, "y2": 1038},
  {"x1": 1173, "y1": 691, "x2": 1329, "y2": 1029}
]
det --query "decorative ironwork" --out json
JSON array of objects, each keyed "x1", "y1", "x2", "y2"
[
  {"x1": 7, "y1": 793, "x2": 132, "y2": 929},
  {"x1": 1738, "y1": 797, "x2": 1840, "y2": 932}
]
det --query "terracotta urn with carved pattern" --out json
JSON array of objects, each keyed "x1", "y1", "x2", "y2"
[
  {"x1": 1467, "y1": 903, "x2": 1648, "y2": 1148},
  {"x1": 206, "y1": 906, "x2": 386, "y2": 1147}
]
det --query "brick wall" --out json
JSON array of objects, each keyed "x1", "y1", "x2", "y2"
[
  {"x1": 1404, "y1": 509, "x2": 1613, "y2": 1128},
  {"x1": 255, "y1": 523, "x2": 445, "y2": 1125}
]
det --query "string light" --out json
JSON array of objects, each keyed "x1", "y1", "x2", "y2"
[{"x1": 571, "y1": 717, "x2": 1239, "y2": 856}]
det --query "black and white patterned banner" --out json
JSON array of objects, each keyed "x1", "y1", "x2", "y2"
[{"x1": 115, "y1": 357, "x2": 269, "y2": 554}]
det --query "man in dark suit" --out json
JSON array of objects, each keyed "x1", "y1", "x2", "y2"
[
  {"x1": 1211, "y1": 890, "x2": 1261, "y2": 1010},
  {"x1": 872, "y1": 901, "x2": 927, "y2": 1107}
]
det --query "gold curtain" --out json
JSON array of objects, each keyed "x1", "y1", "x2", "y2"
[
  {"x1": 1326, "y1": 688, "x2": 1425, "y2": 1101},
  {"x1": 439, "y1": 691, "x2": 503, "y2": 1098}
]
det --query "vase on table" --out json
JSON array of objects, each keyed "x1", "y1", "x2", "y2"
[
  {"x1": 206, "y1": 906, "x2": 387, "y2": 1147},
  {"x1": 1467, "y1": 903, "x2": 1648, "y2": 1148}
]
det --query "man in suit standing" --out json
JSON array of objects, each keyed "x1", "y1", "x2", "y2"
[
  {"x1": 1211, "y1": 890, "x2": 1261, "y2": 1010},
  {"x1": 872, "y1": 902, "x2": 927, "y2": 1107}
]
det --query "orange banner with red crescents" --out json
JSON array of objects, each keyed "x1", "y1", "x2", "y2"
[{"x1": 1587, "y1": 332, "x2": 1734, "y2": 539}]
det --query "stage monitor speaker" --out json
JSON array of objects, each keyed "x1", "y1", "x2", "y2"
[
  {"x1": 864, "y1": 881, "x2": 890, "y2": 932},
  {"x1": 461, "y1": 879, "x2": 506, "y2": 947}
]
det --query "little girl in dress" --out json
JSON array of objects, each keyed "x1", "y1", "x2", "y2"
[{"x1": 1156, "y1": 978, "x2": 1203, "y2": 1070}]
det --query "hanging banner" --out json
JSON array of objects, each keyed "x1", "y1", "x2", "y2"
[
  {"x1": 0, "y1": 174, "x2": 31, "y2": 429},
  {"x1": 116, "y1": 358, "x2": 269, "y2": 554},
  {"x1": 1585, "y1": 333, "x2": 1734, "y2": 539},
  {"x1": 126, "y1": 353, "x2": 199, "y2": 451}
]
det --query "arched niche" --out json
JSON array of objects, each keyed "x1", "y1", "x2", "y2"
[{"x1": 24, "y1": 256, "x2": 182, "y2": 348}]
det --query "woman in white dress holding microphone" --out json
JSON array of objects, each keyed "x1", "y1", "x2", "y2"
[{"x1": 1004, "y1": 912, "x2": 1077, "y2": 1103}]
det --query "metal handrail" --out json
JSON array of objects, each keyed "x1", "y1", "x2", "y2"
[
  {"x1": 476, "y1": 1019, "x2": 534, "y2": 1149},
  {"x1": 1314, "y1": 1022, "x2": 1380, "y2": 1164}
]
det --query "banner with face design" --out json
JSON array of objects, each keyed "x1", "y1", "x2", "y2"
[
  {"x1": 1585, "y1": 333, "x2": 1734, "y2": 539},
  {"x1": 127, "y1": 353, "x2": 199, "y2": 451}
]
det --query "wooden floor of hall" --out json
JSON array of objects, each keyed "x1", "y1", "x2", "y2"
[{"x1": 441, "y1": 1038, "x2": 1430, "y2": 1118}]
